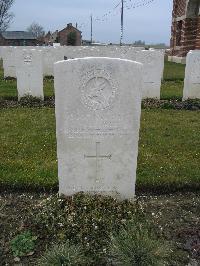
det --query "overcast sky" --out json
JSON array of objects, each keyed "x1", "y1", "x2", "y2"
[{"x1": 10, "y1": 0, "x2": 173, "y2": 45}]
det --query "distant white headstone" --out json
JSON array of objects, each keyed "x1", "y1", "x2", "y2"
[
  {"x1": 53, "y1": 43, "x2": 61, "y2": 47},
  {"x1": 42, "y1": 47, "x2": 64, "y2": 76},
  {"x1": 60, "y1": 46, "x2": 143, "y2": 61},
  {"x1": 2, "y1": 47, "x2": 16, "y2": 78},
  {"x1": 135, "y1": 50, "x2": 164, "y2": 99},
  {"x1": 15, "y1": 49, "x2": 44, "y2": 100},
  {"x1": 183, "y1": 50, "x2": 200, "y2": 100},
  {"x1": 54, "y1": 57, "x2": 143, "y2": 200}
]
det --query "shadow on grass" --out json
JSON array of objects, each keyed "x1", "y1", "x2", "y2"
[{"x1": 0, "y1": 181, "x2": 200, "y2": 196}]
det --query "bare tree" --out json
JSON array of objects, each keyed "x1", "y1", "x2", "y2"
[
  {"x1": 27, "y1": 22, "x2": 45, "y2": 38},
  {"x1": 0, "y1": 0, "x2": 15, "y2": 31}
]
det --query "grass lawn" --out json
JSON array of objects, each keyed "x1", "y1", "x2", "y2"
[
  {"x1": 0, "y1": 61, "x2": 186, "y2": 100},
  {"x1": 163, "y1": 60, "x2": 185, "y2": 81},
  {"x1": 160, "y1": 61, "x2": 185, "y2": 100},
  {"x1": 161, "y1": 80, "x2": 183, "y2": 100},
  {"x1": 138, "y1": 109, "x2": 200, "y2": 190},
  {"x1": 0, "y1": 77, "x2": 54, "y2": 98},
  {"x1": 0, "y1": 108, "x2": 57, "y2": 188},
  {"x1": 0, "y1": 107, "x2": 199, "y2": 192}
]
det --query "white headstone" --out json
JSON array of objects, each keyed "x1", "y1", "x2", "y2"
[
  {"x1": 53, "y1": 43, "x2": 61, "y2": 47},
  {"x1": 15, "y1": 49, "x2": 44, "y2": 100},
  {"x1": 54, "y1": 57, "x2": 143, "y2": 200},
  {"x1": 134, "y1": 50, "x2": 164, "y2": 99},
  {"x1": 60, "y1": 46, "x2": 144, "y2": 61},
  {"x1": 42, "y1": 47, "x2": 64, "y2": 76},
  {"x1": 183, "y1": 50, "x2": 200, "y2": 100},
  {"x1": 2, "y1": 47, "x2": 16, "y2": 78}
]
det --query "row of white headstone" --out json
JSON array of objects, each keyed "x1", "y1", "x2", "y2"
[
  {"x1": 1, "y1": 46, "x2": 199, "y2": 101},
  {"x1": 53, "y1": 51, "x2": 200, "y2": 199},
  {"x1": 54, "y1": 53, "x2": 200, "y2": 199},
  {"x1": 0, "y1": 46, "x2": 164, "y2": 100},
  {"x1": 1, "y1": 46, "x2": 146, "y2": 78}
]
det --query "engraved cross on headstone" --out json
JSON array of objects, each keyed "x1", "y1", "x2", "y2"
[{"x1": 84, "y1": 142, "x2": 112, "y2": 183}]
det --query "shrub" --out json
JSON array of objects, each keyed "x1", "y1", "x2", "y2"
[
  {"x1": 110, "y1": 219, "x2": 171, "y2": 266},
  {"x1": 19, "y1": 95, "x2": 43, "y2": 104},
  {"x1": 10, "y1": 231, "x2": 37, "y2": 257},
  {"x1": 67, "y1": 32, "x2": 77, "y2": 46},
  {"x1": 37, "y1": 241, "x2": 87, "y2": 266}
]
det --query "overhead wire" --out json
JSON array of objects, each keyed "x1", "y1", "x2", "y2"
[{"x1": 78, "y1": 0, "x2": 156, "y2": 42}]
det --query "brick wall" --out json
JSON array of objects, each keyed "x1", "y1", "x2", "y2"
[
  {"x1": 58, "y1": 25, "x2": 82, "y2": 46},
  {"x1": 170, "y1": 0, "x2": 200, "y2": 57},
  {"x1": 195, "y1": 16, "x2": 200, "y2": 49},
  {"x1": 172, "y1": 0, "x2": 187, "y2": 18}
]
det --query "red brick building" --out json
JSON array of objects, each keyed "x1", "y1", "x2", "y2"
[
  {"x1": 45, "y1": 23, "x2": 82, "y2": 46},
  {"x1": 170, "y1": 0, "x2": 200, "y2": 59}
]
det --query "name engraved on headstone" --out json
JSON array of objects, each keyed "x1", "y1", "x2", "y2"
[
  {"x1": 64, "y1": 126, "x2": 134, "y2": 138},
  {"x1": 63, "y1": 113, "x2": 134, "y2": 138}
]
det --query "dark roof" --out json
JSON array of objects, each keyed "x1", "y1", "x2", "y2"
[
  {"x1": 0, "y1": 31, "x2": 36, "y2": 40},
  {"x1": 59, "y1": 25, "x2": 82, "y2": 34}
]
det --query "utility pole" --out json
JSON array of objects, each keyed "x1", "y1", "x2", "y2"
[
  {"x1": 120, "y1": 0, "x2": 124, "y2": 46},
  {"x1": 91, "y1": 14, "x2": 93, "y2": 45}
]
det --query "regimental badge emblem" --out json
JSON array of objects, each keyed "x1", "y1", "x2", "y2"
[
  {"x1": 23, "y1": 53, "x2": 32, "y2": 65},
  {"x1": 80, "y1": 69, "x2": 117, "y2": 111}
]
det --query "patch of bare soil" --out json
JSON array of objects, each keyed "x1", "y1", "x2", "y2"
[{"x1": 0, "y1": 191, "x2": 199, "y2": 265}]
